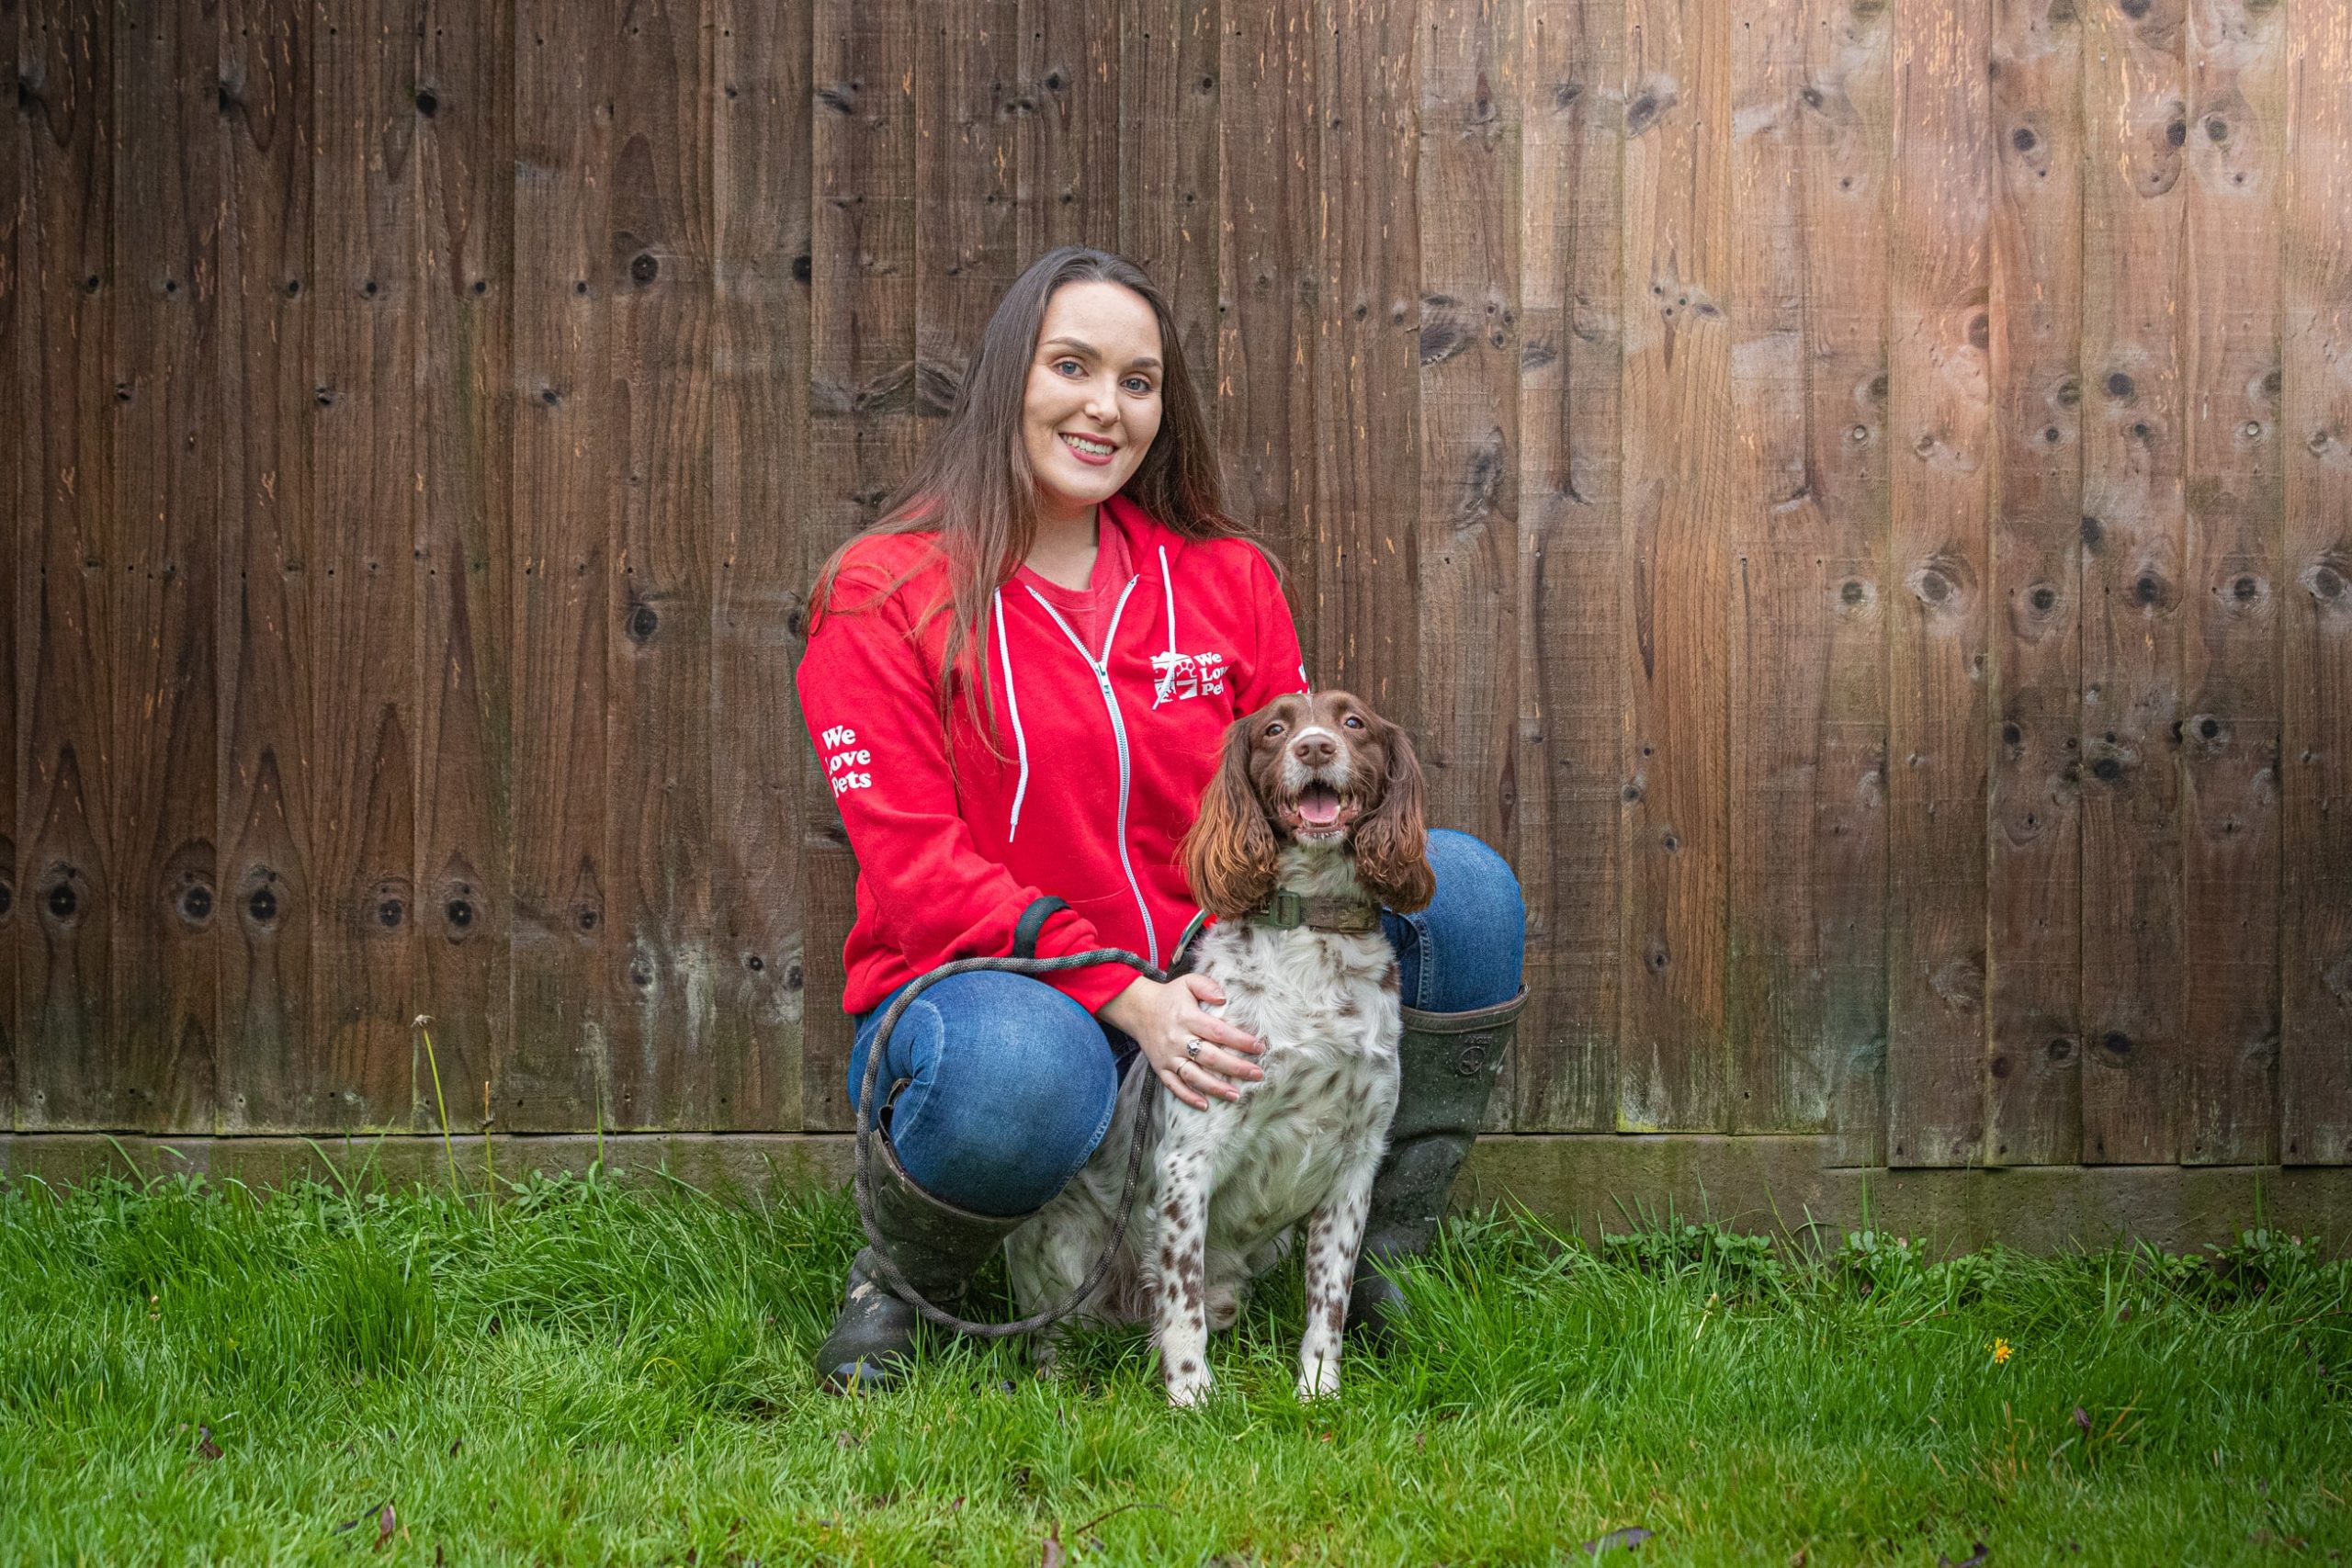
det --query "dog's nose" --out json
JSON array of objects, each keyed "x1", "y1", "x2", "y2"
[{"x1": 1291, "y1": 732, "x2": 1336, "y2": 767}]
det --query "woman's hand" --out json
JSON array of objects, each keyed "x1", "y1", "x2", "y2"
[{"x1": 1099, "y1": 976, "x2": 1264, "y2": 1111}]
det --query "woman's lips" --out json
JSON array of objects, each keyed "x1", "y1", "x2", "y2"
[{"x1": 1059, "y1": 432, "x2": 1117, "y2": 467}]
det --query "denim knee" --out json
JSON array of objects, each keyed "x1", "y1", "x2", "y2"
[
  {"x1": 1383, "y1": 829, "x2": 1527, "y2": 1012},
  {"x1": 848, "y1": 971, "x2": 1121, "y2": 1217}
]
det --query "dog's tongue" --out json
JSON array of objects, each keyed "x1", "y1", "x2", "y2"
[{"x1": 1298, "y1": 784, "x2": 1343, "y2": 826}]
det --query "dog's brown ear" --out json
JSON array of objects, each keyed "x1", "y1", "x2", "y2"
[
  {"x1": 1182, "y1": 718, "x2": 1281, "y2": 918},
  {"x1": 1354, "y1": 716, "x2": 1434, "y2": 913}
]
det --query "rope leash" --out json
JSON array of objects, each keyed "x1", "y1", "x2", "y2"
[{"x1": 852, "y1": 941, "x2": 1170, "y2": 1340}]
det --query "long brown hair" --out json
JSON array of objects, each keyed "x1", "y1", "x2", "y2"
[{"x1": 810, "y1": 246, "x2": 1254, "y2": 734}]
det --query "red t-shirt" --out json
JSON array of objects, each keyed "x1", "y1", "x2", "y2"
[{"x1": 1014, "y1": 516, "x2": 1134, "y2": 657}]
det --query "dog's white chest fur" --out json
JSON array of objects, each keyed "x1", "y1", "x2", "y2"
[{"x1": 1004, "y1": 874, "x2": 1403, "y2": 1405}]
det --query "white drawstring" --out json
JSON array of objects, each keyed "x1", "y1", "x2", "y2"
[
  {"x1": 992, "y1": 589, "x2": 1030, "y2": 840},
  {"x1": 1159, "y1": 545, "x2": 1178, "y2": 658}
]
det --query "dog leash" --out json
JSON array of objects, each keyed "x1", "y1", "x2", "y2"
[{"x1": 851, "y1": 897, "x2": 1172, "y2": 1339}]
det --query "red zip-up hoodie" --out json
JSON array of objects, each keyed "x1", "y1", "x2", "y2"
[{"x1": 797, "y1": 492, "x2": 1309, "y2": 1017}]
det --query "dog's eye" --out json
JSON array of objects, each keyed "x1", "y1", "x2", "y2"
[
  {"x1": 1264, "y1": 721, "x2": 1286, "y2": 739},
  {"x1": 1343, "y1": 715, "x2": 1365, "y2": 729}
]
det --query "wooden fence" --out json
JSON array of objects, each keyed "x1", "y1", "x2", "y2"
[{"x1": 4, "y1": 0, "x2": 2346, "y2": 1168}]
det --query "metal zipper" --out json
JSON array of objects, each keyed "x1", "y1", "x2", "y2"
[{"x1": 1024, "y1": 577, "x2": 1159, "y2": 967}]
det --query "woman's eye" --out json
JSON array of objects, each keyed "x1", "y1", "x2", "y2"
[
  {"x1": 1123, "y1": 377, "x2": 1154, "y2": 395},
  {"x1": 1055, "y1": 359, "x2": 1083, "y2": 377}
]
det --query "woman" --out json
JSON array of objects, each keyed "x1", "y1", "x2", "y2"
[{"x1": 797, "y1": 246, "x2": 1528, "y2": 1392}]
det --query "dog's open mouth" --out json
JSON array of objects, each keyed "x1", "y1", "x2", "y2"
[{"x1": 1281, "y1": 783, "x2": 1360, "y2": 840}]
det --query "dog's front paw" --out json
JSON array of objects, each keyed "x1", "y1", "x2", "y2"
[
  {"x1": 1163, "y1": 1358, "x2": 1215, "y2": 1408},
  {"x1": 1295, "y1": 1350, "x2": 1342, "y2": 1402}
]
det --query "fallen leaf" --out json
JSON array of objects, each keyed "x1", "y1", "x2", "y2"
[
  {"x1": 333, "y1": 1500, "x2": 388, "y2": 1535},
  {"x1": 195, "y1": 1426, "x2": 222, "y2": 1462},
  {"x1": 1577, "y1": 1526, "x2": 1654, "y2": 1556},
  {"x1": 1790, "y1": 1551, "x2": 1808, "y2": 1567},
  {"x1": 374, "y1": 1501, "x2": 397, "y2": 1551},
  {"x1": 1935, "y1": 1543, "x2": 1987, "y2": 1568},
  {"x1": 449, "y1": 1436, "x2": 463, "y2": 1457},
  {"x1": 1040, "y1": 1522, "x2": 1065, "y2": 1568},
  {"x1": 834, "y1": 1429, "x2": 863, "y2": 1450},
  {"x1": 2073, "y1": 1406, "x2": 2091, "y2": 1436}
]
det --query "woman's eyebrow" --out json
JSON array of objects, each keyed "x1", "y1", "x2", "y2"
[{"x1": 1042, "y1": 336, "x2": 1162, "y2": 371}]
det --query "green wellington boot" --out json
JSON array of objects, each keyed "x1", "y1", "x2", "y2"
[
  {"x1": 1347, "y1": 987, "x2": 1529, "y2": 1341},
  {"x1": 817, "y1": 1125, "x2": 1031, "y2": 1393}
]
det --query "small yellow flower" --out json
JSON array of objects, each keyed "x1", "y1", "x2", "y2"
[{"x1": 1990, "y1": 1337, "x2": 2013, "y2": 1365}]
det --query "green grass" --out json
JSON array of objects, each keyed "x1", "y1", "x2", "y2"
[{"x1": 2, "y1": 1165, "x2": 2346, "y2": 1566}]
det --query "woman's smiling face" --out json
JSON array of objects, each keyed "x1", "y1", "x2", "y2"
[{"x1": 1022, "y1": 280, "x2": 1164, "y2": 525}]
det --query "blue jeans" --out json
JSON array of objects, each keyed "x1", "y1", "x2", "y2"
[{"x1": 846, "y1": 829, "x2": 1526, "y2": 1216}]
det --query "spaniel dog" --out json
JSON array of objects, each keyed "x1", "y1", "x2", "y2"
[{"x1": 1005, "y1": 690, "x2": 1431, "y2": 1405}]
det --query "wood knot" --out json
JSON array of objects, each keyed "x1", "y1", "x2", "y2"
[
  {"x1": 176, "y1": 881, "x2": 214, "y2": 927},
  {"x1": 628, "y1": 604, "x2": 659, "y2": 643},
  {"x1": 2080, "y1": 515, "x2": 2103, "y2": 547},
  {"x1": 2029, "y1": 583, "x2": 2059, "y2": 614},
  {"x1": 376, "y1": 897, "x2": 405, "y2": 929},
  {"x1": 247, "y1": 886, "x2": 279, "y2": 925},
  {"x1": 2046, "y1": 1035, "x2": 2076, "y2": 1065},
  {"x1": 2099, "y1": 1030, "x2": 2132, "y2": 1060},
  {"x1": 445, "y1": 897, "x2": 475, "y2": 931},
  {"x1": 630, "y1": 252, "x2": 659, "y2": 285},
  {"x1": 2105, "y1": 371, "x2": 2135, "y2": 400},
  {"x1": 577, "y1": 908, "x2": 600, "y2": 932},
  {"x1": 2012, "y1": 126, "x2": 2037, "y2": 152},
  {"x1": 414, "y1": 88, "x2": 437, "y2": 117},
  {"x1": 793, "y1": 254, "x2": 812, "y2": 283},
  {"x1": 745, "y1": 953, "x2": 763, "y2": 971}
]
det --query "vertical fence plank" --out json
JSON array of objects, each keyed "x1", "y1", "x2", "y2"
[
  {"x1": 712, "y1": 0, "x2": 812, "y2": 1131},
  {"x1": 1220, "y1": 1, "x2": 1319, "y2": 641},
  {"x1": 114, "y1": 0, "x2": 222, "y2": 1134},
  {"x1": 1812, "y1": 0, "x2": 1894, "y2": 1164},
  {"x1": 2079, "y1": 0, "x2": 2187, "y2": 1165},
  {"x1": 1118, "y1": 0, "x2": 1219, "y2": 428},
  {"x1": 218, "y1": 0, "x2": 316, "y2": 1133},
  {"x1": 1022, "y1": 0, "x2": 1120, "y2": 255},
  {"x1": 604, "y1": 0, "x2": 716, "y2": 1131},
  {"x1": 1515, "y1": 0, "x2": 1623, "y2": 1132},
  {"x1": 1728, "y1": 0, "x2": 1893, "y2": 1142},
  {"x1": 804, "y1": 0, "x2": 920, "y2": 1131},
  {"x1": 508, "y1": 0, "x2": 614, "y2": 1133},
  {"x1": 311, "y1": 0, "x2": 421, "y2": 1133},
  {"x1": 919, "y1": 0, "x2": 1019, "y2": 405},
  {"x1": 1419, "y1": 0, "x2": 1521, "y2": 1128},
  {"x1": 16, "y1": 0, "x2": 115, "y2": 1129},
  {"x1": 1314, "y1": 0, "x2": 1419, "y2": 728},
  {"x1": 1620, "y1": 0, "x2": 1733, "y2": 1132},
  {"x1": 0, "y1": 0, "x2": 20, "y2": 1128},
  {"x1": 415, "y1": 0, "x2": 514, "y2": 1140},
  {"x1": 1987, "y1": 0, "x2": 2084, "y2": 1167},
  {"x1": 1885, "y1": 0, "x2": 1992, "y2": 1167},
  {"x1": 2178, "y1": 0, "x2": 2284, "y2": 1165},
  {"x1": 2279, "y1": 0, "x2": 2352, "y2": 1165}
]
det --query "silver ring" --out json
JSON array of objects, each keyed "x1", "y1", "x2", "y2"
[{"x1": 1184, "y1": 1039, "x2": 1201, "y2": 1062}]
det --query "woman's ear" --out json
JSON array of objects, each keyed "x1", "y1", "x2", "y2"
[
  {"x1": 1353, "y1": 717, "x2": 1434, "y2": 913},
  {"x1": 1182, "y1": 719, "x2": 1281, "y2": 919}
]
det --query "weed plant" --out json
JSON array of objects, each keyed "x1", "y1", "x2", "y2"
[{"x1": 1, "y1": 1163, "x2": 2346, "y2": 1565}]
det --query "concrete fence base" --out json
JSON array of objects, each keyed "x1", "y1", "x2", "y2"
[{"x1": 5, "y1": 1133, "x2": 2346, "y2": 1258}]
